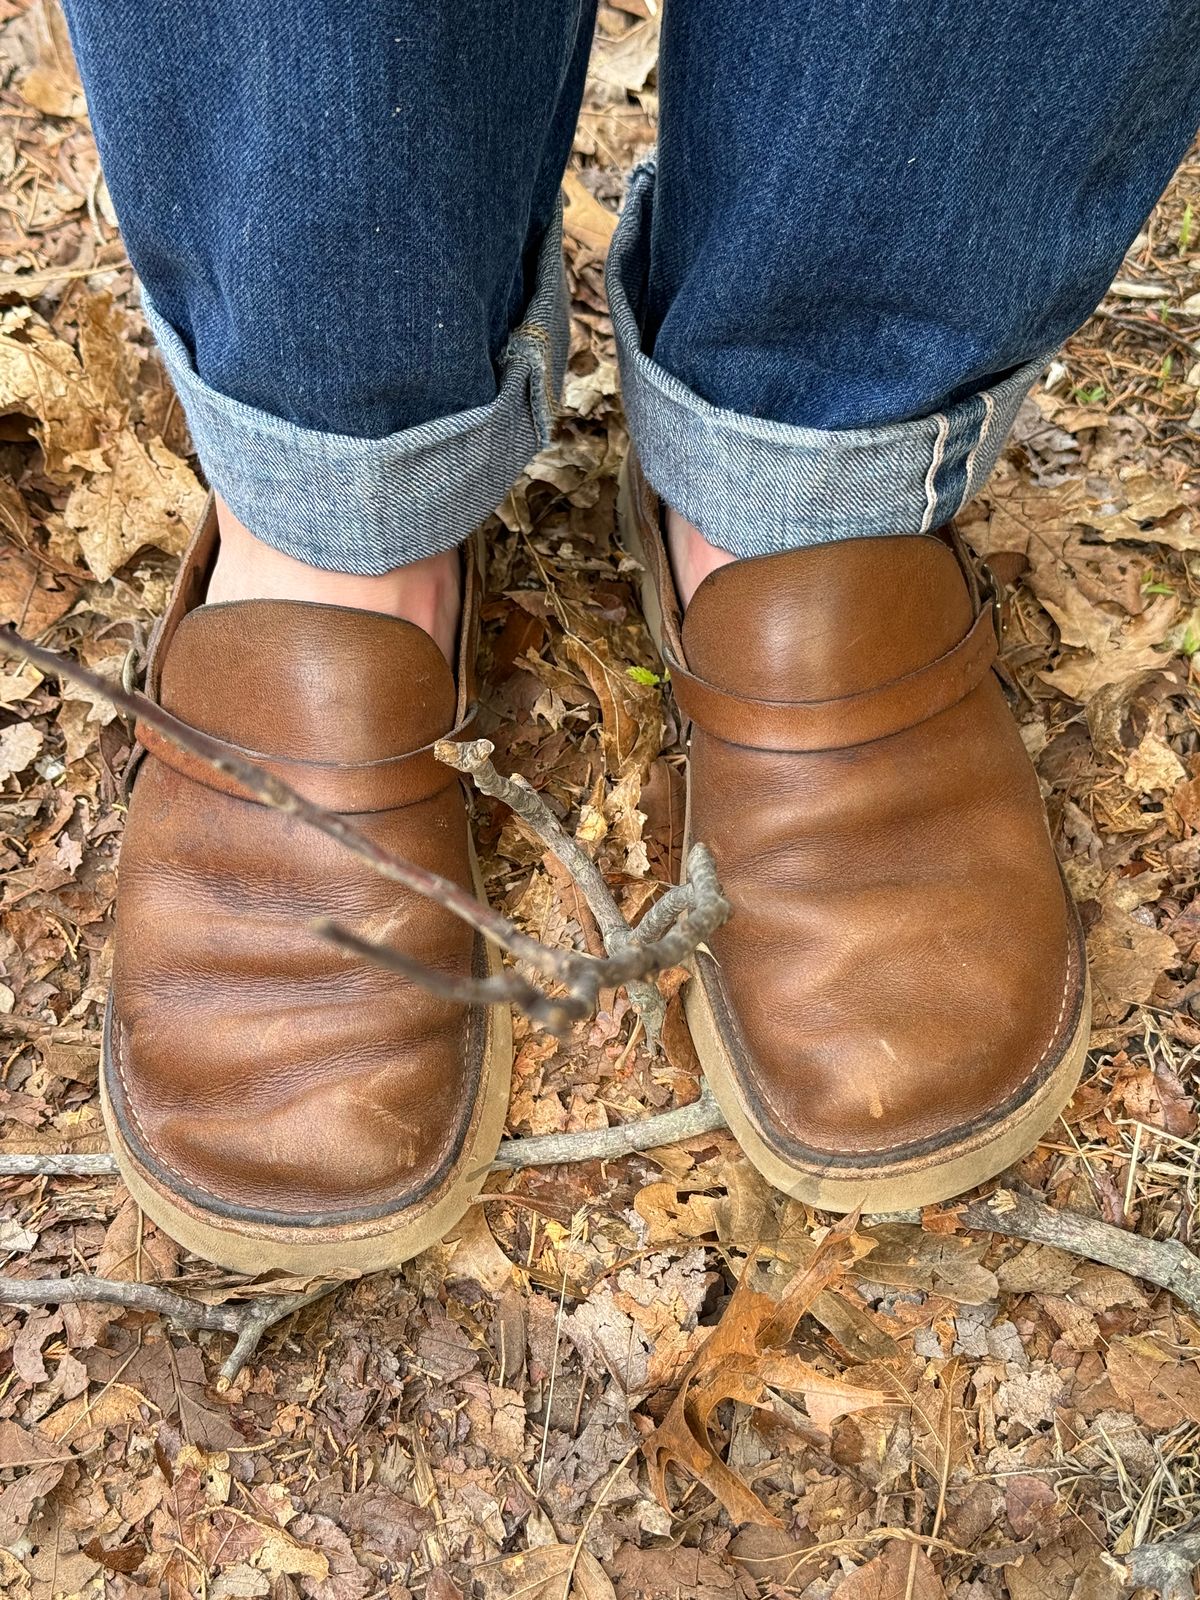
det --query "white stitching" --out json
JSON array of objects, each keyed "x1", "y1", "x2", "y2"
[
  {"x1": 962, "y1": 391, "x2": 995, "y2": 503},
  {"x1": 919, "y1": 412, "x2": 950, "y2": 535}
]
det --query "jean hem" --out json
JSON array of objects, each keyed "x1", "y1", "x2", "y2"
[
  {"x1": 606, "y1": 158, "x2": 1051, "y2": 557},
  {"x1": 145, "y1": 203, "x2": 569, "y2": 573}
]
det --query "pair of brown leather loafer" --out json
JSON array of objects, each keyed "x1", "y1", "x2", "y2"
[{"x1": 103, "y1": 457, "x2": 1089, "y2": 1272}]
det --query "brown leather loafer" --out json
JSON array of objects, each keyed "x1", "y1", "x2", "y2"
[
  {"x1": 102, "y1": 500, "x2": 510, "y2": 1273},
  {"x1": 620, "y1": 456, "x2": 1089, "y2": 1212}
]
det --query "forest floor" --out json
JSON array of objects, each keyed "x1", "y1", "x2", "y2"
[{"x1": 3, "y1": 3, "x2": 1200, "y2": 1597}]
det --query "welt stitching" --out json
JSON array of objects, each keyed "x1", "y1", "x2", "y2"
[
  {"x1": 111, "y1": 1007, "x2": 466, "y2": 1209},
  {"x1": 739, "y1": 931, "x2": 1077, "y2": 1160}
]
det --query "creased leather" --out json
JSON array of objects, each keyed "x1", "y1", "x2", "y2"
[
  {"x1": 629, "y1": 457, "x2": 1081, "y2": 1159},
  {"x1": 110, "y1": 518, "x2": 484, "y2": 1220}
]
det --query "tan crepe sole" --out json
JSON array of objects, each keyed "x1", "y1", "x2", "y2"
[
  {"x1": 617, "y1": 458, "x2": 1091, "y2": 1212},
  {"x1": 101, "y1": 846, "x2": 512, "y2": 1276}
]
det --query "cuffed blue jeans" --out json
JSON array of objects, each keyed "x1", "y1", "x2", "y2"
[{"x1": 62, "y1": 0, "x2": 1200, "y2": 570}]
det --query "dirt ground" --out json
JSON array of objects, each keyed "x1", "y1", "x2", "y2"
[{"x1": 3, "y1": 3, "x2": 1200, "y2": 1597}]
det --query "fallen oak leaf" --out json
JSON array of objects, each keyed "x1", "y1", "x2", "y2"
[
  {"x1": 749, "y1": 1350, "x2": 891, "y2": 1437},
  {"x1": 645, "y1": 1212, "x2": 891, "y2": 1526},
  {"x1": 0, "y1": 311, "x2": 100, "y2": 477}
]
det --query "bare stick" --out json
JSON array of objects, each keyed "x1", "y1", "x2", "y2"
[
  {"x1": 492, "y1": 1086, "x2": 726, "y2": 1169},
  {"x1": 0, "y1": 1274, "x2": 240, "y2": 1329},
  {"x1": 630, "y1": 884, "x2": 694, "y2": 947},
  {"x1": 959, "y1": 1188, "x2": 1200, "y2": 1318},
  {"x1": 438, "y1": 738, "x2": 668, "y2": 1040},
  {"x1": 0, "y1": 1090, "x2": 728, "y2": 1189},
  {"x1": 0, "y1": 1154, "x2": 118, "y2": 1178},
  {"x1": 438, "y1": 739, "x2": 628, "y2": 945},
  {"x1": 316, "y1": 921, "x2": 577, "y2": 1034},
  {"x1": 0, "y1": 1274, "x2": 335, "y2": 1387},
  {"x1": 2, "y1": 1098, "x2": 730, "y2": 1186}
]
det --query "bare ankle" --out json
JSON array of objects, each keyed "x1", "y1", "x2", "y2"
[
  {"x1": 665, "y1": 506, "x2": 736, "y2": 610},
  {"x1": 206, "y1": 496, "x2": 461, "y2": 663}
]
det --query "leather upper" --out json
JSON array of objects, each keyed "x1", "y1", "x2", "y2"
[
  {"x1": 629, "y1": 460, "x2": 1082, "y2": 1161},
  {"x1": 109, "y1": 503, "x2": 484, "y2": 1221}
]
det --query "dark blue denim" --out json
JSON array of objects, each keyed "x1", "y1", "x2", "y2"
[
  {"x1": 646, "y1": 0, "x2": 1200, "y2": 432},
  {"x1": 62, "y1": 0, "x2": 1200, "y2": 568}
]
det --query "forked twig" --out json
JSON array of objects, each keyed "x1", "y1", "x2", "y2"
[
  {"x1": 0, "y1": 1274, "x2": 335, "y2": 1388},
  {"x1": 437, "y1": 737, "x2": 670, "y2": 1042}
]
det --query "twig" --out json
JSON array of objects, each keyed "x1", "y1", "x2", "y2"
[
  {"x1": 215, "y1": 1286, "x2": 335, "y2": 1387},
  {"x1": 630, "y1": 884, "x2": 693, "y2": 947},
  {"x1": 1093, "y1": 305, "x2": 1200, "y2": 362},
  {"x1": 1, "y1": 629, "x2": 729, "y2": 1033},
  {"x1": 492, "y1": 1086, "x2": 726, "y2": 1169},
  {"x1": 0, "y1": 1274, "x2": 335, "y2": 1387},
  {"x1": 0, "y1": 1095, "x2": 728, "y2": 1389},
  {"x1": 317, "y1": 922, "x2": 576, "y2": 1035},
  {"x1": 438, "y1": 740, "x2": 627, "y2": 946},
  {"x1": 0, "y1": 1095, "x2": 728, "y2": 1187},
  {"x1": 959, "y1": 1187, "x2": 1200, "y2": 1318},
  {"x1": 438, "y1": 738, "x2": 668, "y2": 1042},
  {"x1": 0, "y1": 1154, "x2": 118, "y2": 1177}
]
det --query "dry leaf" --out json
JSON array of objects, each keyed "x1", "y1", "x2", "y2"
[
  {"x1": 40, "y1": 1381, "x2": 152, "y2": 1442},
  {"x1": 1087, "y1": 908, "x2": 1177, "y2": 1022},
  {"x1": 589, "y1": 16, "x2": 660, "y2": 95},
  {"x1": 0, "y1": 722, "x2": 43, "y2": 780},
  {"x1": 0, "y1": 312, "x2": 98, "y2": 477},
  {"x1": 1123, "y1": 732, "x2": 1187, "y2": 795},
  {"x1": 645, "y1": 1214, "x2": 887, "y2": 1525},
  {"x1": 19, "y1": 62, "x2": 85, "y2": 118},
  {"x1": 834, "y1": 1541, "x2": 947, "y2": 1600},
  {"x1": 563, "y1": 628, "x2": 662, "y2": 778},
  {"x1": 62, "y1": 431, "x2": 205, "y2": 581},
  {"x1": 1039, "y1": 594, "x2": 1179, "y2": 702},
  {"x1": 96, "y1": 1195, "x2": 180, "y2": 1284},
  {"x1": 562, "y1": 171, "x2": 618, "y2": 254}
]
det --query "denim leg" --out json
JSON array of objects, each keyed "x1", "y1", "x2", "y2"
[
  {"x1": 608, "y1": 0, "x2": 1200, "y2": 556},
  {"x1": 61, "y1": 0, "x2": 596, "y2": 572}
]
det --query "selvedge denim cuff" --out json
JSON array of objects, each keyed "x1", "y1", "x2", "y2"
[
  {"x1": 144, "y1": 206, "x2": 569, "y2": 574},
  {"x1": 607, "y1": 159, "x2": 1053, "y2": 557}
]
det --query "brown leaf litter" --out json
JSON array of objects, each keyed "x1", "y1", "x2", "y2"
[{"x1": 3, "y1": 1, "x2": 1200, "y2": 1595}]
